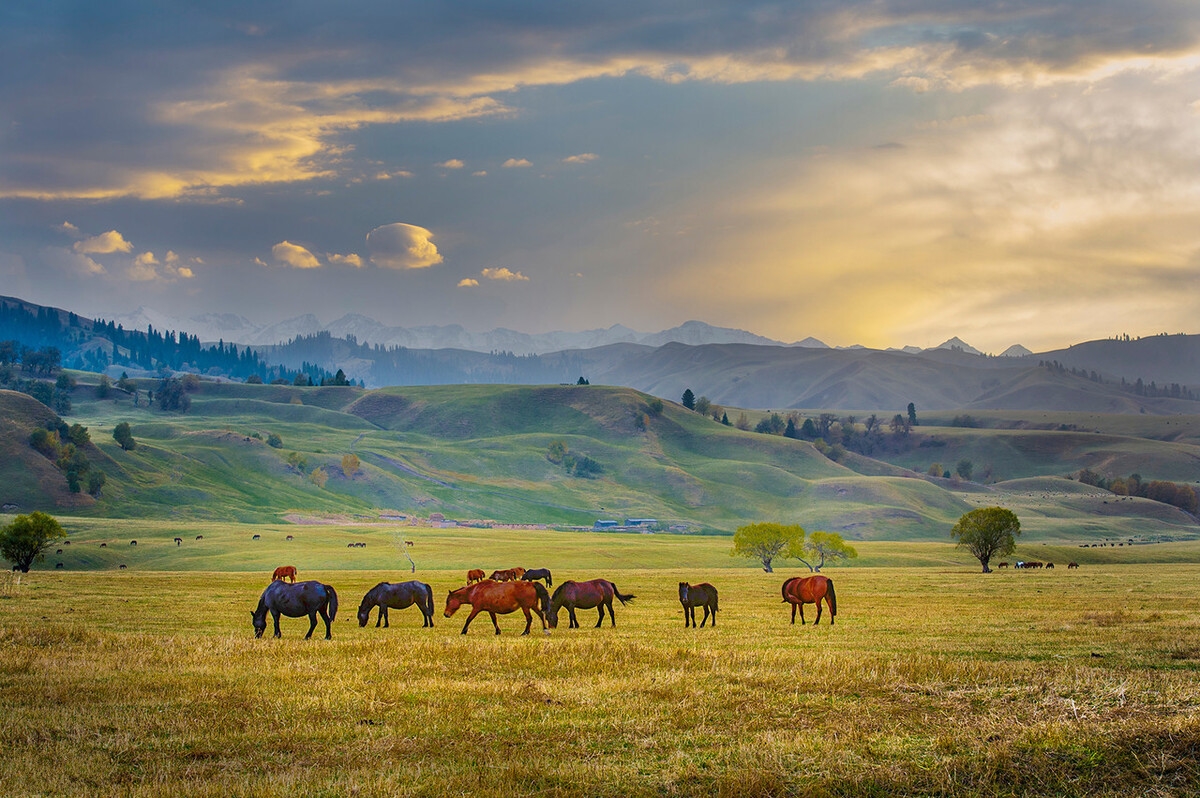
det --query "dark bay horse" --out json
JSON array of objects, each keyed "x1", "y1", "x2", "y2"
[
  {"x1": 679, "y1": 582, "x2": 718, "y2": 628},
  {"x1": 444, "y1": 579, "x2": 550, "y2": 635},
  {"x1": 781, "y1": 575, "x2": 836, "y2": 625},
  {"x1": 251, "y1": 580, "x2": 339, "y2": 639},
  {"x1": 548, "y1": 579, "x2": 635, "y2": 629},
  {"x1": 358, "y1": 581, "x2": 435, "y2": 628},
  {"x1": 521, "y1": 568, "x2": 553, "y2": 587}
]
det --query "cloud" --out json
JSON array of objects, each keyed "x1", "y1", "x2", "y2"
[
  {"x1": 74, "y1": 230, "x2": 133, "y2": 255},
  {"x1": 502, "y1": 158, "x2": 532, "y2": 168},
  {"x1": 563, "y1": 153, "x2": 598, "y2": 164},
  {"x1": 481, "y1": 267, "x2": 529, "y2": 282},
  {"x1": 328, "y1": 253, "x2": 364, "y2": 267},
  {"x1": 272, "y1": 241, "x2": 322, "y2": 269},
  {"x1": 366, "y1": 223, "x2": 444, "y2": 270},
  {"x1": 127, "y1": 250, "x2": 197, "y2": 282},
  {"x1": 472, "y1": 171, "x2": 488, "y2": 177},
  {"x1": 437, "y1": 159, "x2": 465, "y2": 169},
  {"x1": 60, "y1": 222, "x2": 80, "y2": 236},
  {"x1": 375, "y1": 170, "x2": 413, "y2": 180},
  {"x1": 457, "y1": 278, "x2": 480, "y2": 288}
]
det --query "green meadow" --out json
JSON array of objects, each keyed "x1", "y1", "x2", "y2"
[{"x1": 2, "y1": 525, "x2": 1199, "y2": 797}]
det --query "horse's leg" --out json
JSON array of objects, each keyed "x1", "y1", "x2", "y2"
[
  {"x1": 606, "y1": 599, "x2": 616, "y2": 627},
  {"x1": 382, "y1": 607, "x2": 390, "y2": 628},
  {"x1": 375, "y1": 606, "x2": 383, "y2": 628},
  {"x1": 521, "y1": 607, "x2": 533, "y2": 636},
  {"x1": 683, "y1": 605, "x2": 691, "y2": 628},
  {"x1": 305, "y1": 611, "x2": 318, "y2": 639},
  {"x1": 814, "y1": 599, "x2": 823, "y2": 625},
  {"x1": 799, "y1": 603, "x2": 806, "y2": 625},
  {"x1": 700, "y1": 605, "x2": 710, "y2": 628},
  {"x1": 710, "y1": 601, "x2": 717, "y2": 626},
  {"x1": 489, "y1": 611, "x2": 501, "y2": 635},
  {"x1": 790, "y1": 603, "x2": 797, "y2": 625},
  {"x1": 272, "y1": 610, "x2": 282, "y2": 638},
  {"x1": 595, "y1": 604, "x2": 605, "y2": 628},
  {"x1": 568, "y1": 607, "x2": 579, "y2": 629},
  {"x1": 320, "y1": 607, "x2": 332, "y2": 639},
  {"x1": 461, "y1": 607, "x2": 481, "y2": 635}
]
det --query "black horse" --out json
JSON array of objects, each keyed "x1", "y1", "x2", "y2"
[
  {"x1": 357, "y1": 581, "x2": 435, "y2": 628},
  {"x1": 679, "y1": 582, "x2": 718, "y2": 628},
  {"x1": 251, "y1": 580, "x2": 339, "y2": 639},
  {"x1": 520, "y1": 568, "x2": 553, "y2": 587}
]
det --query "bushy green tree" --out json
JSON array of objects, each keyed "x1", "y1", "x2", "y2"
[
  {"x1": 730, "y1": 522, "x2": 805, "y2": 573},
  {"x1": 266, "y1": 432, "x2": 283, "y2": 449},
  {"x1": 955, "y1": 459, "x2": 974, "y2": 481},
  {"x1": 0, "y1": 512, "x2": 64, "y2": 572},
  {"x1": 951, "y1": 507, "x2": 1020, "y2": 573},
  {"x1": 113, "y1": 422, "x2": 136, "y2": 451},
  {"x1": 798, "y1": 531, "x2": 858, "y2": 572}
]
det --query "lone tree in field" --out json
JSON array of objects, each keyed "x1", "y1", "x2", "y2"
[
  {"x1": 797, "y1": 531, "x2": 859, "y2": 572},
  {"x1": 113, "y1": 421, "x2": 136, "y2": 451},
  {"x1": 731, "y1": 522, "x2": 805, "y2": 573},
  {"x1": 681, "y1": 388, "x2": 695, "y2": 410},
  {"x1": 951, "y1": 507, "x2": 1020, "y2": 573},
  {"x1": 341, "y1": 453, "x2": 360, "y2": 478},
  {"x1": 0, "y1": 512, "x2": 64, "y2": 573}
]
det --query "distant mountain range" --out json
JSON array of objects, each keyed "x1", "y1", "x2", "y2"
[{"x1": 105, "y1": 306, "x2": 1025, "y2": 358}]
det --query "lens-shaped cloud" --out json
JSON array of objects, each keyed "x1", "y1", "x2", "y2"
[
  {"x1": 366, "y1": 223, "x2": 444, "y2": 270},
  {"x1": 457, "y1": 278, "x2": 480, "y2": 287},
  {"x1": 272, "y1": 241, "x2": 322, "y2": 269},
  {"x1": 502, "y1": 158, "x2": 532, "y2": 168},
  {"x1": 481, "y1": 267, "x2": 529, "y2": 282}
]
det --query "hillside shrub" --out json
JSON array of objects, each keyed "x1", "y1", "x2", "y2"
[
  {"x1": 113, "y1": 422, "x2": 136, "y2": 451},
  {"x1": 267, "y1": 433, "x2": 283, "y2": 448},
  {"x1": 29, "y1": 428, "x2": 60, "y2": 459}
]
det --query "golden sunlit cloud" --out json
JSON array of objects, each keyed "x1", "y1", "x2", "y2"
[
  {"x1": 472, "y1": 171, "x2": 488, "y2": 177},
  {"x1": 437, "y1": 159, "x2": 465, "y2": 169},
  {"x1": 328, "y1": 253, "x2": 364, "y2": 267},
  {"x1": 60, "y1": 222, "x2": 80, "y2": 235},
  {"x1": 366, "y1": 223, "x2": 443, "y2": 270},
  {"x1": 74, "y1": 230, "x2": 133, "y2": 255},
  {"x1": 128, "y1": 250, "x2": 197, "y2": 282},
  {"x1": 457, "y1": 278, "x2": 480, "y2": 288},
  {"x1": 481, "y1": 266, "x2": 529, "y2": 282},
  {"x1": 563, "y1": 153, "x2": 598, "y2": 164},
  {"x1": 272, "y1": 240, "x2": 322, "y2": 269},
  {"x1": 502, "y1": 158, "x2": 532, "y2": 168}
]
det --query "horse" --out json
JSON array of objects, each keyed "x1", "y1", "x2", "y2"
[
  {"x1": 466, "y1": 568, "x2": 486, "y2": 584},
  {"x1": 252, "y1": 534, "x2": 261, "y2": 540},
  {"x1": 489, "y1": 568, "x2": 518, "y2": 582},
  {"x1": 1046, "y1": 562, "x2": 1055, "y2": 569},
  {"x1": 443, "y1": 580, "x2": 550, "y2": 635},
  {"x1": 130, "y1": 540, "x2": 137, "y2": 546},
  {"x1": 251, "y1": 580, "x2": 339, "y2": 639},
  {"x1": 679, "y1": 582, "x2": 718, "y2": 628},
  {"x1": 174, "y1": 537, "x2": 182, "y2": 546},
  {"x1": 1067, "y1": 562, "x2": 1080, "y2": 569},
  {"x1": 997, "y1": 562, "x2": 1009, "y2": 568},
  {"x1": 781, "y1": 575, "x2": 837, "y2": 625},
  {"x1": 272, "y1": 565, "x2": 297, "y2": 583},
  {"x1": 548, "y1": 579, "x2": 635, "y2": 629},
  {"x1": 521, "y1": 568, "x2": 553, "y2": 587},
  {"x1": 357, "y1": 581, "x2": 435, "y2": 628}
]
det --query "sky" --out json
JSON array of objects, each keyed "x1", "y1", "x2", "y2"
[{"x1": 2, "y1": 1, "x2": 1199, "y2": 353}]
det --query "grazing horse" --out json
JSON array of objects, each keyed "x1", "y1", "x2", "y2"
[
  {"x1": 1067, "y1": 562, "x2": 1080, "y2": 569},
  {"x1": 251, "y1": 580, "x2": 339, "y2": 639},
  {"x1": 997, "y1": 562, "x2": 1009, "y2": 568},
  {"x1": 466, "y1": 568, "x2": 486, "y2": 584},
  {"x1": 489, "y1": 568, "x2": 519, "y2": 582},
  {"x1": 358, "y1": 581, "x2": 435, "y2": 628},
  {"x1": 521, "y1": 568, "x2": 553, "y2": 587},
  {"x1": 781, "y1": 575, "x2": 837, "y2": 625},
  {"x1": 272, "y1": 565, "x2": 298, "y2": 583},
  {"x1": 443, "y1": 580, "x2": 550, "y2": 635},
  {"x1": 1046, "y1": 562, "x2": 1055, "y2": 569},
  {"x1": 679, "y1": 582, "x2": 718, "y2": 628},
  {"x1": 174, "y1": 537, "x2": 182, "y2": 546},
  {"x1": 130, "y1": 540, "x2": 137, "y2": 546},
  {"x1": 548, "y1": 579, "x2": 635, "y2": 629}
]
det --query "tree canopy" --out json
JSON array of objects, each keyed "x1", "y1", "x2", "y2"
[
  {"x1": 951, "y1": 507, "x2": 1020, "y2": 573},
  {"x1": 797, "y1": 531, "x2": 858, "y2": 572},
  {"x1": 731, "y1": 522, "x2": 805, "y2": 573},
  {"x1": 0, "y1": 512, "x2": 64, "y2": 573}
]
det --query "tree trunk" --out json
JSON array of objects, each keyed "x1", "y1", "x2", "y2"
[{"x1": 761, "y1": 560, "x2": 773, "y2": 573}]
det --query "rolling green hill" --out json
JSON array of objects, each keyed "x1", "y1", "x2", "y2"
[{"x1": 2, "y1": 379, "x2": 1198, "y2": 545}]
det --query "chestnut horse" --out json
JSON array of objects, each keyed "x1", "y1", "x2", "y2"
[
  {"x1": 357, "y1": 580, "x2": 435, "y2": 628},
  {"x1": 272, "y1": 565, "x2": 297, "y2": 583},
  {"x1": 443, "y1": 580, "x2": 550, "y2": 635},
  {"x1": 679, "y1": 582, "x2": 718, "y2": 628},
  {"x1": 489, "y1": 567, "x2": 526, "y2": 582},
  {"x1": 251, "y1": 580, "x2": 339, "y2": 639},
  {"x1": 548, "y1": 579, "x2": 635, "y2": 629},
  {"x1": 466, "y1": 568, "x2": 486, "y2": 584},
  {"x1": 781, "y1": 575, "x2": 837, "y2": 625}
]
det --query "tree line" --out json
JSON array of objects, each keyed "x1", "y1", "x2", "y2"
[{"x1": 1076, "y1": 469, "x2": 1198, "y2": 515}]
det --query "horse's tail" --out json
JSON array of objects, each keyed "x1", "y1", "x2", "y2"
[
  {"x1": 533, "y1": 581, "x2": 551, "y2": 615},
  {"x1": 325, "y1": 584, "x2": 339, "y2": 622},
  {"x1": 610, "y1": 582, "x2": 635, "y2": 605},
  {"x1": 546, "y1": 570, "x2": 552, "y2": 587},
  {"x1": 826, "y1": 578, "x2": 836, "y2": 617},
  {"x1": 781, "y1": 577, "x2": 795, "y2": 602},
  {"x1": 711, "y1": 587, "x2": 719, "y2": 613}
]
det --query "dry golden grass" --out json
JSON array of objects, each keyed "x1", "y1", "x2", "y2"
[{"x1": 1, "y1": 565, "x2": 1199, "y2": 796}]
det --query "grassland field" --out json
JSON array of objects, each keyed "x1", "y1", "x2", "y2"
[{"x1": 3, "y1": 525, "x2": 1200, "y2": 796}]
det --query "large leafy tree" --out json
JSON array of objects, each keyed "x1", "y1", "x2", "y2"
[
  {"x1": 731, "y1": 522, "x2": 805, "y2": 573},
  {"x1": 0, "y1": 512, "x2": 64, "y2": 573},
  {"x1": 798, "y1": 531, "x2": 859, "y2": 572},
  {"x1": 951, "y1": 507, "x2": 1020, "y2": 573},
  {"x1": 112, "y1": 422, "x2": 136, "y2": 451}
]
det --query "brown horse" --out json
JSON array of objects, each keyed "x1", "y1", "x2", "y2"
[
  {"x1": 488, "y1": 567, "x2": 525, "y2": 582},
  {"x1": 466, "y1": 568, "x2": 486, "y2": 584},
  {"x1": 781, "y1": 575, "x2": 837, "y2": 625},
  {"x1": 443, "y1": 580, "x2": 551, "y2": 635},
  {"x1": 548, "y1": 579, "x2": 635, "y2": 629},
  {"x1": 272, "y1": 565, "x2": 298, "y2": 583},
  {"x1": 679, "y1": 582, "x2": 718, "y2": 628}
]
